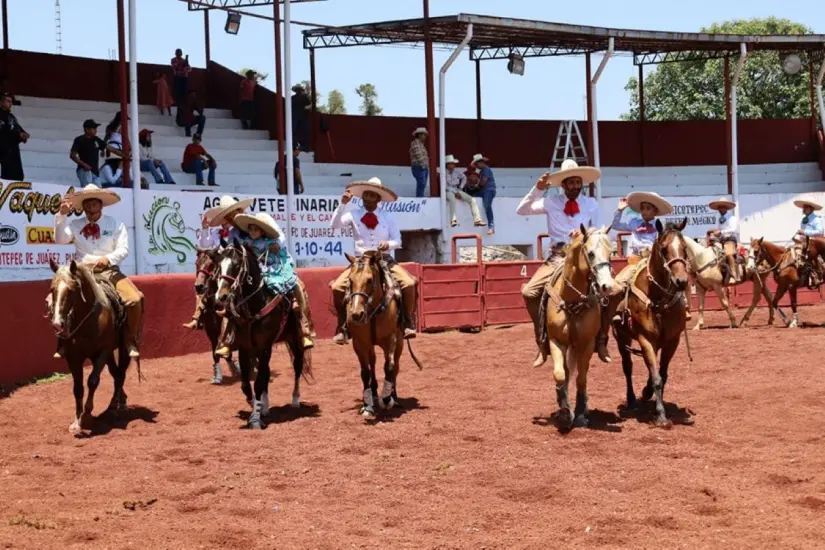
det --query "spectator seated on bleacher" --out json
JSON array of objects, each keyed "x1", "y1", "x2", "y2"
[
  {"x1": 177, "y1": 90, "x2": 205, "y2": 137},
  {"x1": 70, "y1": 119, "x2": 122, "y2": 185},
  {"x1": 182, "y1": 133, "x2": 217, "y2": 186},
  {"x1": 443, "y1": 154, "x2": 485, "y2": 228},
  {"x1": 275, "y1": 141, "x2": 304, "y2": 195},
  {"x1": 139, "y1": 129, "x2": 175, "y2": 184}
]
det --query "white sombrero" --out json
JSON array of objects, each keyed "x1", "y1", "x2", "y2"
[
  {"x1": 708, "y1": 196, "x2": 736, "y2": 211},
  {"x1": 794, "y1": 198, "x2": 823, "y2": 211},
  {"x1": 346, "y1": 177, "x2": 398, "y2": 202},
  {"x1": 412, "y1": 127, "x2": 428, "y2": 136},
  {"x1": 546, "y1": 159, "x2": 601, "y2": 188},
  {"x1": 233, "y1": 212, "x2": 282, "y2": 239},
  {"x1": 626, "y1": 191, "x2": 674, "y2": 216},
  {"x1": 470, "y1": 153, "x2": 489, "y2": 166},
  {"x1": 69, "y1": 184, "x2": 121, "y2": 209},
  {"x1": 445, "y1": 154, "x2": 460, "y2": 165},
  {"x1": 208, "y1": 195, "x2": 255, "y2": 227}
]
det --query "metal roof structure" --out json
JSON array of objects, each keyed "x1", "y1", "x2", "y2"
[
  {"x1": 184, "y1": 0, "x2": 324, "y2": 11},
  {"x1": 302, "y1": 13, "x2": 825, "y2": 65}
]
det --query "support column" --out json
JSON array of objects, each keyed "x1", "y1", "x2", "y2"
[
  {"x1": 590, "y1": 38, "x2": 614, "y2": 202},
  {"x1": 116, "y1": 0, "x2": 131, "y2": 188},
  {"x1": 204, "y1": 10, "x2": 211, "y2": 66},
  {"x1": 584, "y1": 53, "x2": 594, "y2": 197},
  {"x1": 731, "y1": 43, "x2": 748, "y2": 206},
  {"x1": 475, "y1": 59, "x2": 482, "y2": 153},
  {"x1": 809, "y1": 60, "x2": 816, "y2": 138},
  {"x1": 1, "y1": 0, "x2": 8, "y2": 51},
  {"x1": 283, "y1": 0, "x2": 295, "y2": 256},
  {"x1": 725, "y1": 56, "x2": 732, "y2": 194},
  {"x1": 816, "y1": 57, "x2": 825, "y2": 131},
  {"x1": 128, "y1": 0, "x2": 142, "y2": 274},
  {"x1": 638, "y1": 63, "x2": 646, "y2": 166},
  {"x1": 274, "y1": 2, "x2": 286, "y2": 193},
  {"x1": 310, "y1": 47, "x2": 317, "y2": 152},
  {"x1": 423, "y1": 0, "x2": 438, "y2": 197}
]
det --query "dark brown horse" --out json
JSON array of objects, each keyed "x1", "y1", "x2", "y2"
[
  {"x1": 193, "y1": 248, "x2": 240, "y2": 384},
  {"x1": 213, "y1": 240, "x2": 311, "y2": 429},
  {"x1": 345, "y1": 251, "x2": 423, "y2": 420},
  {"x1": 48, "y1": 259, "x2": 137, "y2": 433},
  {"x1": 747, "y1": 238, "x2": 798, "y2": 327},
  {"x1": 611, "y1": 218, "x2": 691, "y2": 427}
]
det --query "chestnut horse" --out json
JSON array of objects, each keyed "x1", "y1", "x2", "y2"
[
  {"x1": 542, "y1": 225, "x2": 614, "y2": 430},
  {"x1": 747, "y1": 238, "x2": 800, "y2": 327},
  {"x1": 48, "y1": 259, "x2": 137, "y2": 433},
  {"x1": 344, "y1": 250, "x2": 423, "y2": 420},
  {"x1": 214, "y1": 240, "x2": 311, "y2": 429},
  {"x1": 611, "y1": 219, "x2": 691, "y2": 427},
  {"x1": 193, "y1": 248, "x2": 240, "y2": 384}
]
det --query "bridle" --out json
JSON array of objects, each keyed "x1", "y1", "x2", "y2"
[
  {"x1": 217, "y1": 245, "x2": 263, "y2": 321},
  {"x1": 346, "y1": 257, "x2": 389, "y2": 325},
  {"x1": 560, "y1": 229, "x2": 612, "y2": 310},
  {"x1": 646, "y1": 230, "x2": 689, "y2": 312},
  {"x1": 51, "y1": 274, "x2": 100, "y2": 340}
]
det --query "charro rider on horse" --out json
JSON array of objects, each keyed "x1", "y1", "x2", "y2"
[
  {"x1": 707, "y1": 196, "x2": 742, "y2": 285},
  {"x1": 516, "y1": 159, "x2": 610, "y2": 367},
  {"x1": 793, "y1": 198, "x2": 825, "y2": 286},
  {"x1": 52, "y1": 184, "x2": 144, "y2": 359},
  {"x1": 329, "y1": 177, "x2": 418, "y2": 344}
]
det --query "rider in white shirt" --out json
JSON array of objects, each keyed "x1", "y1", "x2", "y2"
[{"x1": 707, "y1": 196, "x2": 741, "y2": 285}]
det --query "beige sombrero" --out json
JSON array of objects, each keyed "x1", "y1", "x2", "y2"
[
  {"x1": 68, "y1": 184, "x2": 120, "y2": 209},
  {"x1": 708, "y1": 196, "x2": 736, "y2": 211},
  {"x1": 794, "y1": 198, "x2": 823, "y2": 211},
  {"x1": 346, "y1": 177, "x2": 398, "y2": 202},
  {"x1": 470, "y1": 153, "x2": 489, "y2": 166},
  {"x1": 546, "y1": 159, "x2": 601, "y2": 188},
  {"x1": 626, "y1": 191, "x2": 674, "y2": 216},
  {"x1": 412, "y1": 127, "x2": 428, "y2": 136},
  {"x1": 445, "y1": 154, "x2": 460, "y2": 165},
  {"x1": 233, "y1": 212, "x2": 282, "y2": 239},
  {"x1": 208, "y1": 195, "x2": 255, "y2": 227}
]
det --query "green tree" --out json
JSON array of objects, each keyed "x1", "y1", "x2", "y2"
[
  {"x1": 356, "y1": 83, "x2": 383, "y2": 116},
  {"x1": 621, "y1": 17, "x2": 815, "y2": 121},
  {"x1": 325, "y1": 90, "x2": 347, "y2": 114},
  {"x1": 238, "y1": 67, "x2": 268, "y2": 82}
]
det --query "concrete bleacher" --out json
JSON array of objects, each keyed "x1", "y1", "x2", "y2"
[{"x1": 13, "y1": 96, "x2": 824, "y2": 197}]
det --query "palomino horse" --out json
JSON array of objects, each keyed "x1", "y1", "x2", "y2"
[
  {"x1": 611, "y1": 219, "x2": 691, "y2": 427},
  {"x1": 214, "y1": 240, "x2": 311, "y2": 429},
  {"x1": 193, "y1": 248, "x2": 240, "y2": 384},
  {"x1": 344, "y1": 250, "x2": 423, "y2": 420},
  {"x1": 48, "y1": 259, "x2": 137, "y2": 432},
  {"x1": 747, "y1": 238, "x2": 800, "y2": 327},
  {"x1": 683, "y1": 237, "x2": 776, "y2": 329},
  {"x1": 542, "y1": 225, "x2": 614, "y2": 430}
]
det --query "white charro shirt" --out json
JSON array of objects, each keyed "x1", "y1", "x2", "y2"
[
  {"x1": 330, "y1": 202, "x2": 401, "y2": 258},
  {"x1": 717, "y1": 210, "x2": 739, "y2": 239},
  {"x1": 516, "y1": 186, "x2": 601, "y2": 246},
  {"x1": 54, "y1": 213, "x2": 129, "y2": 266}
]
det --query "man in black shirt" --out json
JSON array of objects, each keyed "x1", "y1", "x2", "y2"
[
  {"x1": 70, "y1": 119, "x2": 112, "y2": 185},
  {"x1": 0, "y1": 93, "x2": 29, "y2": 180},
  {"x1": 291, "y1": 85, "x2": 310, "y2": 152},
  {"x1": 275, "y1": 141, "x2": 304, "y2": 195}
]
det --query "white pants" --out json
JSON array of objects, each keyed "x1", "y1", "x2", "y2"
[{"x1": 446, "y1": 190, "x2": 482, "y2": 224}]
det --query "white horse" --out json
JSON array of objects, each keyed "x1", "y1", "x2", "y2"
[{"x1": 682, "y1": 237, "x2": 775, "y2": 329}]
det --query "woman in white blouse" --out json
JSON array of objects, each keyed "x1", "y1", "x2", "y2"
[{"x1": 138, "y1": 129, "x2": 176, "y2": 184}]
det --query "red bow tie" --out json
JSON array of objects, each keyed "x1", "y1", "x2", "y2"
[
  {"x1": 219, "y1": 228, "x2": 230, "y2": 239},
  {"x1": 637, "y1": 221, "x2": 655, "y2": 234},
  {"x1": 80, "y1": 222, "x2": 100, "y2": 240},
  {"x1": 360, "y1": 212, "x2": 379, "y2": 230},
  {"x1": 563, "y1": 200, "x2": 580, "y2": 217}
]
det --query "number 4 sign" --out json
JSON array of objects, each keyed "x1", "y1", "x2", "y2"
[{"x1": 520, "y1": 265, "x2": 527, "y2": 277}]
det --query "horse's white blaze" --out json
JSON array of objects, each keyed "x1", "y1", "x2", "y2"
[
  {"x1": 588, "y1": 234, "x2": 615, "y2": 291},
  {"x1": 215, "y1": 257, "x2": 233, "y2": 300},
  {"x1": 52, "y1": 281, "x2": 68, "y2": 326}
]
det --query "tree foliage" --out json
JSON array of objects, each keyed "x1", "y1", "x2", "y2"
[
  {"x1": 356, "y1": 83, "x2": 383, "y2": 116},
  {"x1": 621, "y1": 18, "x2": 816, "y2": 121},
  {"x1": 324, "y1": 90, "x2": 347, "y2": 114}
]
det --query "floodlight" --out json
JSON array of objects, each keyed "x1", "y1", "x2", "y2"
[
  {"x1": 507, "y1": 53, "x2": 525, "y2": 76},
  {"x1": 225, "y1": 12, "x2": 241, "y2": 35},
  {"x1": 781, "y1": 53, "x2": 802, "y2": 75}
]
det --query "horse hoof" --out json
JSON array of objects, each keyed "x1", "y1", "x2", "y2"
[
  {"x1": 210, "y1": 377, "x2": 223, "y2": 385},
  {"x1": 80, "y1": 414, "x2": 94, "y2": 430},
  {"x1": 360, "y1": 407, "x2": 375, "y2": 420},
  {"x1": 692, "y1": 324, "x2": 703, "y2": 331},
  {"x1": 681, "y1": 416, "x2": 695, "y2": 426},
  {"x1": 248, "y1": 419, "x2": 264, "y2": 430},
  {"x1": 290, "y1": 398, "x2": 301, "y2": 409},
  {"x1": 654, "y1": 418, "x2": 673, "y2": 429},
  {"x1": 556, "y1": 408, "x2": 574, "y2": 431},
  {"x1": 383, "y1": 397, "x2": 396, "y2": 410},
  {"x1": 69, "y1": 421, "x2": 81, "y2": 433},
  {"x1": 573, "y1": 415, "x2": 589, "y2": 428}
]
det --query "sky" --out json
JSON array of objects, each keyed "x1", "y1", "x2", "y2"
[{"x1": 6, "y1": 0, "x2": 825, "y2": 121}]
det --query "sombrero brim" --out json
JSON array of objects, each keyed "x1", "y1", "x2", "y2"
[
  {"x1": 208, "y1": 198, "x2": 255, "y2": 227},
  {"x1": 346, "y1": 182, "x2": 398, "y2": 202},
  {"x1": 709, "y1": 200, "x2": 736, "y2": 211},
  {"x1": 471, "y1": 157, "x2": 489, "y2": 165},
  {"x1": 233, "y1": 214, "x2": 280, "y2": 239},
  {"x1": 70, "y1": 190, "x2": 120, "y2": 209},
  {"x1": 626, "y1": 192, "x2": 674, "y2": 216},
  {"x1": 547, "y1": 166, "x2": 601, "y2": 188},
  {"x1": 794, "y1": 199, "x2": 823, "y2": 211}
]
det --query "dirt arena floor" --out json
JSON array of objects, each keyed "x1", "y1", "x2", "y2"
[{"x1": 2, "y1": 305, "x2": 825, "y2": 549}]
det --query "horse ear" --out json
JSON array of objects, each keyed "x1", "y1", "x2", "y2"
[
  {"x1": 344, "y1": 253, "x2": 356, "y2": 264},
  {"x1": 69, "y1": 260, "x2": 77, "y2": 275},
  {"x1": 678, "y1": 216, "x2": 688, "y2": 231},
  {"x1": 49, "y1": 258, "x2": 59, "y2": 273},
  {"x1": 219, "y1": 237, "x2": 227, "y2": 248},
  {"x1": 758, "y1": 236, "x2": 764, "y2": 246},
  {"x1": 232, "y1": 237, "x2": 241, "y2": 248},
  {"x1": 579, "y1": 223, "x2": 588, "y2": 237},
  {"x1": 655, "y1": 219, "x2": 664, "y2": 234}
]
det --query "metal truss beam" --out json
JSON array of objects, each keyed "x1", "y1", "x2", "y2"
[
  {"x1": 184, "y1": 0, "x2": 322, "y2": 11},
  {"x1": 470, "y1": 45, "x2": 590, "y2": 61},
  {"x1": 303, "y1": 32, "x2": 408, "y2": 50},
  {"x1": 633, "y1": 49, "x2": 735, "y2": 65}
]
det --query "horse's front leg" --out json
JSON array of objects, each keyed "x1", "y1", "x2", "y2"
[
  {"x1": 248, "y1": 347, "x2": 272, "y2": 430},
  {"x1": 637, "y1": 334, "x2": 670, "y2": 428},
  {"x1": 549, "y1": 337, "x2": 572, "y2": 430},
  {"x1": 68, "y1": 359, "x2": 85, "y2": 433},
  {"x1": 572, "y1": 333, "x2": 597, "y2": 428},
  {"x1": 739, "y1": 277, "x2": 761, "y2": 326},
  {"x1": 789, "y1": 284, "x2": 799, "y2": 328},
  {"x1": 80, "y1": 352, "x2": 109, "y2": 429},
  {"x1": 715, "y1": 285, "x2": 737, "y2": 328},
  {"x1": 290, "y1": 333, "x2": 304, "y2": 408},
  {"x1": 354, "y1": 341, "x2": 376, "y2": 420},
  {"x1": 692, "y1": 284, "x2": 707, "y2": 330},
  {"x1": 238, "y1": 348, "x2": 254, "y2": 408},
  {"x1": 614, "y1": 321, "x2": 637, "y2": 409},
  {"x1": 379, "y1": 333, "x2": 399, "y2": 410}
]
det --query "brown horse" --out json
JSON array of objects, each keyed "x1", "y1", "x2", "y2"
[
  {"x1": 611, "y1": 218, "x2": 691, "y2": 427},
  {"x1": 344, "y1": 251, "x2": 423, "y2": 420},
  {"x1": 48, "y1": 259, "x2": 137, "y2": 433},
  {"x1": 747, "y1": 238, "x2": 799, "y2": 327},
  {"x1": 214, "y1": 240, "x2": 311, "y2": 429},
  {"x1": 542, "y1": 225, "x2": 614, "y2": 430},
  {"x1": 193, "y1": 248, "x2": 240, "y2": 384}
]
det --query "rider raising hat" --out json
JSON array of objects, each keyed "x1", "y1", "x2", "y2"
[
  {"x1": 53, "y1": 184, "x2": 144, "y2": 358},
  {"x1": 794, "y1": 198, "x2": 824, "y2": 238},
  {"x1": 329, "y1": 177, "x2": 418, "y2": 344},
  {"x1": 516, "y1": 158, "x2": 607, "y2": 368},
  {"x1": 707, "y1": 196, "x2": 741, "y2": 285}
]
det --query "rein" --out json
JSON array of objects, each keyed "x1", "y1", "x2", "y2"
[
  {"x1": 346, "y1": 258, "x2": 392, "y2": 325},
  {"x1": 547, "y1": 232, "x2": 611, "y2": 315}
]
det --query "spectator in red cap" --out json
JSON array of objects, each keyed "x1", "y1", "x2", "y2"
[{"x1": 138, "y1": 129, "x2": 175, "y2": 184}]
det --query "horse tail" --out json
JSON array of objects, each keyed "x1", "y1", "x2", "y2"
[{"x1": 406, "y1": 338, "x2": 424, "y2": 370}]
